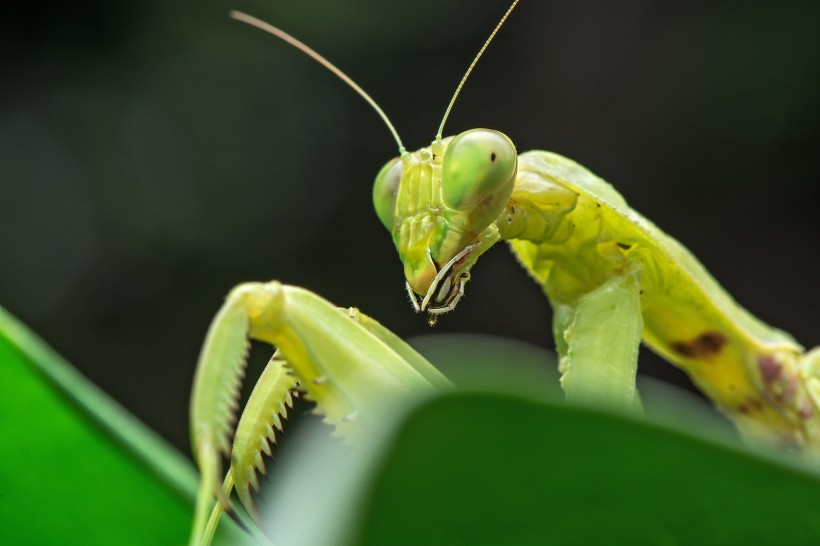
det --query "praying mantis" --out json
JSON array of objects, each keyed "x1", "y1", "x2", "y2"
[{"x1": 188, "y1": 2, "x2": 820, "y2": 544}]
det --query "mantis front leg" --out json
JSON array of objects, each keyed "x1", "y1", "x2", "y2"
[
  {"x1": 555, "y1": 270, "x2": 643, "y2": 412},
  {"x1": 189, "y1": 281, "x2": 449, "y2": 545}
]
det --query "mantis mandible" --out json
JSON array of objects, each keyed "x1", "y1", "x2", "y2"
[{"x1": 189, "y1": 2, "x2": 820, "y2": 544}]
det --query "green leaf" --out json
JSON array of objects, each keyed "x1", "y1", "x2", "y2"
[
  {"x1": 349, "y1": 391, "x2": 820, "y2": 545},
  {"x1": 0, "y1": 304, "x2": 244, "y2": 545},
  {"x1": 260, "y1": 328, "x2": 820, "y2": 546}
]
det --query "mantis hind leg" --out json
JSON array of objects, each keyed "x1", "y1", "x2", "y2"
[
  {"x1": 553, "y1": 270, "x2": 643, "y2": 412},
  {"x1": 188, "y1": 281, "x2": 448, "y2": 545}
]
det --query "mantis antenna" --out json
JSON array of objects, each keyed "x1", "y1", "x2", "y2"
[
  {"x1": 435, "y1": 0, "x2": 521, "y2": 143},
  {"x1": 229, "y1": 10, "x2": 407, "y2": 155}
]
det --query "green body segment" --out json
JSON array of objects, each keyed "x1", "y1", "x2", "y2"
[
  {"x1": 505, "y1": 151, "x2": 813, "y2": 443},
  {"x1": 380, "y1": 137, "x2": 818, "y2": 447}
]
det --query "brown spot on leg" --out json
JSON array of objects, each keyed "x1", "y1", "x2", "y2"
[
  {"x1": 737, "y1": 397, "x2": 764, "y2": 416},
  {"x1": 757, "y1": 355, "x2": 783, "y2": 383},
  {"x1": 671, "y1": 331, "x2": 727, "y2": 359}
]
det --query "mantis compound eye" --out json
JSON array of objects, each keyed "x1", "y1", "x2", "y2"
[
  {"x1": 372, "y1": 156, "x2": 403, "y2": 231},
  {"x1": 441, "y1": 128, "x2": 517, "y2": 212}
]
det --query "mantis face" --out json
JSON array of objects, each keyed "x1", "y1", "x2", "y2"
[{"x1": 373, "y1": 128, "x2": 517, "y2": 315}]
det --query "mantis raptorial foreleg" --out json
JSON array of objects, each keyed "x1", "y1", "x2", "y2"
[{"x1": 189, "y1": 281, "x2": 449, "y2": 545}]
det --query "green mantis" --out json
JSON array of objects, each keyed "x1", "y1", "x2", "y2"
[{"x1": 188, "y1": 2, "x2": 820, "y2": 544}]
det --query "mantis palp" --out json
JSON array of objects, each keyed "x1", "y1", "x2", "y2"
[{"x1": 189, "y1": 2, "x2": 820, "y2": 544}]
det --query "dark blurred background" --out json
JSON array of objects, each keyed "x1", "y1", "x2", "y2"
[{"x1": 2, "y1": 0, "x2": 818, "y2": 454}]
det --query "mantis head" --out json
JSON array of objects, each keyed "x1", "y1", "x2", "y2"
[
  {"x1": 373, "y1": 128, "x2": 517, "y2": 316},
  {"x1": 232, "y1": 1, "x2": 523, "y2": 320},
  {"x1": 370, "y1": 2, "x2": 520, "y2": 319}
]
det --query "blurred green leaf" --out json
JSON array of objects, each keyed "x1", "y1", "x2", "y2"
[
  {"x1": 347, "y1": 391, "x2": 820, "y2": 545},
  {"x1": 0, "y1": 305, "x2": 244, "y2": 545},
  {"x1": 266, "y1": 336, "x2": 820, "y2": 545},
  {"x1": 253, "y1": 335, "x2": 820, "y2": 545},
  {"x1": 261, "y1": 333, "x2": 820, "y2": 545}
]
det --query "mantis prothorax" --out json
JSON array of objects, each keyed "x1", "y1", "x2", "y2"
[{"x1": 189, "y1": 2, "x2": 820, "y2": 544}]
